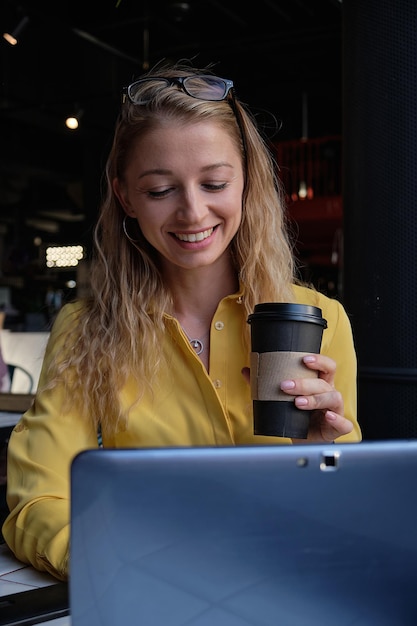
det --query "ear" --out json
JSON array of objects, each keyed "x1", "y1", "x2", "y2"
[{"x1": 113, "y1": 178, "x2": 135, "y2": 217}]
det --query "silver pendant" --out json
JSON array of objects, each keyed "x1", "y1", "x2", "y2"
[{"x1": 190, "y1": 339, "x2": 203, "y2": 355}]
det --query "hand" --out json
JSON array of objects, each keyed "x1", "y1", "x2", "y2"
[{"x1": 242, "y1": 354, "x2": 353, "y2": 444}]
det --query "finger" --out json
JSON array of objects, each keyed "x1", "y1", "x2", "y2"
[
  {"x1": 320, "y1": 410, "x2": 353, "y2": 440},
  {"x1": 302, "y1": 354, "x2": 336, "y2": 384},
  {"x1": 292, "y1": 411, "x2": 353, "y2": 444},
  {"x1": 294, "y1": 389, "x2": 344, "y2": 414},
  {"x1": 280, "y1": 377, "x2": 332, "y2": 398}
]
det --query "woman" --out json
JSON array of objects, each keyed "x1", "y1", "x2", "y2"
[{"x1": 3, "y1": 63, "x2": 361, "y2": 580}]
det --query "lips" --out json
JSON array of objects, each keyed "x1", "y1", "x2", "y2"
[{"x1": 174, "y1": 228, "x2": 214, "y2": 242}]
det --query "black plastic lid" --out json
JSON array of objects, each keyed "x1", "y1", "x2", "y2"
[{"x1": 247, "y1": 302, "x2": 328, "y2": 328}]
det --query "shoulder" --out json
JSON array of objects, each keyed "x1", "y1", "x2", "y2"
[
  {"x1": 292, "y1": 284, "x2": 350, "y2": 330},
  {"x1": 47, "y1": 300, "x2": 86, "y2": 346}
]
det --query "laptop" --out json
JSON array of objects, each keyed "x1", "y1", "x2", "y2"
[
  {"x1": 70, "y1": 441, "x2": 417, "y2": 626},
  {"x1": 0, "y1": 582, "x2": 68, "y2": 626}
]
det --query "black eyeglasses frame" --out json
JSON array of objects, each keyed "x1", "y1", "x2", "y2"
[{"x1": 122, "y1": 75, "x2": 235, "y2": 105}]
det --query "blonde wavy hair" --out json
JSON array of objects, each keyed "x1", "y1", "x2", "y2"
[{"x1": 47, "y1": 62, "x2": 297, "y2": 435}]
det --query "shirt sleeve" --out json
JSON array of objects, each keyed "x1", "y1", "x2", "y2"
[
  {"x1": 317, "y1": 292, "x2": 361, "y2": 442},
  {"x1": 2, "y1": 304, "x2": 98, "y2": 581},
  {"x1": 293, "y1": 285, "x2": 361, "y2": 442}
]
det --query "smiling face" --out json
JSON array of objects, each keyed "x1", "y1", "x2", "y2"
[{"x1": 113, "y1": 120, "x2": 245, "y2": 278}]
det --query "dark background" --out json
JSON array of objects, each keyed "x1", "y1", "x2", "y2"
[{"x1": 0, "y1": 0, "x2": 343, "y2": 249}]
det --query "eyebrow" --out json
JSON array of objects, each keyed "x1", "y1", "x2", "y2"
[{"x1": 137, "y1": 162, "x2": 234, "y2": 180}]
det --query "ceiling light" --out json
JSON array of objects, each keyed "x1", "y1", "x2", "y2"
[
  {"x1": 65, "y1": 116, "x2": 79, "y2": 130},
  {"x1": 3, "y1": 16, "x2": 29, "y2": 46},
  {"x1": 298, "y1": 181, "x2": 308, "y2": 199},
  {"x1": 45, "y1": 245, "x2": 85, "y2": 268},
  {"x1": 65, "y1": 109, "x2": 83, "y2": 130}
]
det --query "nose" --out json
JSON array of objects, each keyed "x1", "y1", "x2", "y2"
[{"x1": 175, "y1": 187, "x2": 208, "y2": 223}]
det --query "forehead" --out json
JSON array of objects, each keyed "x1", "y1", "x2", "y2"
[{"x1": 131, "y1": 120, "x2": 242, "y2": 162}]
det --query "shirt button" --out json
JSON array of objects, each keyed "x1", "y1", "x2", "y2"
[
  {"x1": 214, "y1": 379, "x2": 222, "y2": 388},
  {"x1": 214, "y1": 321, "x2": 224, "y2": 330}
]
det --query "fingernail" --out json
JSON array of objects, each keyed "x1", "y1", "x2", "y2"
[
  {"x1": 303, "y1": 355, "x2": 316, "y2": 363},
  {"x1": 295, "y1": 397, "x2": 308, "y2": 407},
  {"x1": 326, "y1": 411, "x2": 337, "y2": 421},
  {"x1": 281, "y1": 380, "x2": 295, "y2": 390}
]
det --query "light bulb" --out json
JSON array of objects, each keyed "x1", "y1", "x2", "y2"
[{"x1": 65, "y1": 116, "x2": 79, "y2": 130}]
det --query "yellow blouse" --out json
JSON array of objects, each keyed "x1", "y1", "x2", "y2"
[{"x1": 2, "y1": 284, "x2": 361, "y2": 580}]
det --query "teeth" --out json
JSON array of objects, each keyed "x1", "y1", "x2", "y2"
[{"x1": 176, "y1": 228, "x2": 214, "y2": 242}]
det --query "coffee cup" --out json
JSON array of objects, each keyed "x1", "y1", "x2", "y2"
[{"x1": 247, "y1": 303, "x2": 327, "y2": 438}]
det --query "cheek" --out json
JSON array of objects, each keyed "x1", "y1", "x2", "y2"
[
  {"x1": 134, "y1": 209, "x2": 163, "y2": 240},
  {"x1": 225, "y1": 193, "x2": 243, "y2": 225}
]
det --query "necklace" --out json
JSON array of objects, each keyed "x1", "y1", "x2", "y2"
[
  {"x1": 189, "y1": 338, "x2": 204, "y2": 355},
  {"x1": 182, "y1": 329, "x2": 210, "y2": 355}
]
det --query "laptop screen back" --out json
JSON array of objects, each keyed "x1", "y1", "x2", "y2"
[{"x1": 70, "y1": 441, "x2": 417, "y2": 626}]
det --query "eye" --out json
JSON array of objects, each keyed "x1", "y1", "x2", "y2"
[
  {"x1": 202, "y1": 182, "x2": 228, "y2": 191},
  {"x1": 147, "y1": 187, "x2": 175, "y2": 199}
]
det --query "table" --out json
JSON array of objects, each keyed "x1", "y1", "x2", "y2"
[{"x1": 0, "y1": 542, "x2": 70, "y2": 625}]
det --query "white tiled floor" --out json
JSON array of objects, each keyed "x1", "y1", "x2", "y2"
[{"x1": 0, "y1": 542, "x2": 71, "y2": 624}]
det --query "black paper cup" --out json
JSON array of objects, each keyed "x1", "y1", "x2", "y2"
[{"x1": 247, "y1": 303, "x2": 327, "y2": 438}]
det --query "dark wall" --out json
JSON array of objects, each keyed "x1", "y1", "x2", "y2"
[{"x1": 343, "y1": 0, "x2": 417, "y2": 439}]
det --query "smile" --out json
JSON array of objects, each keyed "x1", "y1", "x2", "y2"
[{"x1": 174, "y1": 228, "x2": 214, "y2": 243}]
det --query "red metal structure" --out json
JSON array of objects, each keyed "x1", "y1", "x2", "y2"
[{"x1": 273, "y1": 136, "x2": 343, "y2": 296}]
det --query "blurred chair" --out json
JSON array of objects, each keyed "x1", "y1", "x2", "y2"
[
  {"x1": 0, "y1": 330, "x2": 49, "y2": 394},
  {"x1": 7, "y1": 363, "x2": 34, "y2": 394}
]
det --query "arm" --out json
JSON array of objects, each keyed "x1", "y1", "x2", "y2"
[{"x1": 2, "y1": 304, "x2": 98, "y2": 581}]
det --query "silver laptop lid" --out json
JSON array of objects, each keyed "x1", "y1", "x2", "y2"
[{"x1": 70, "y1": 441, "x2": 417, "y2": 626}]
